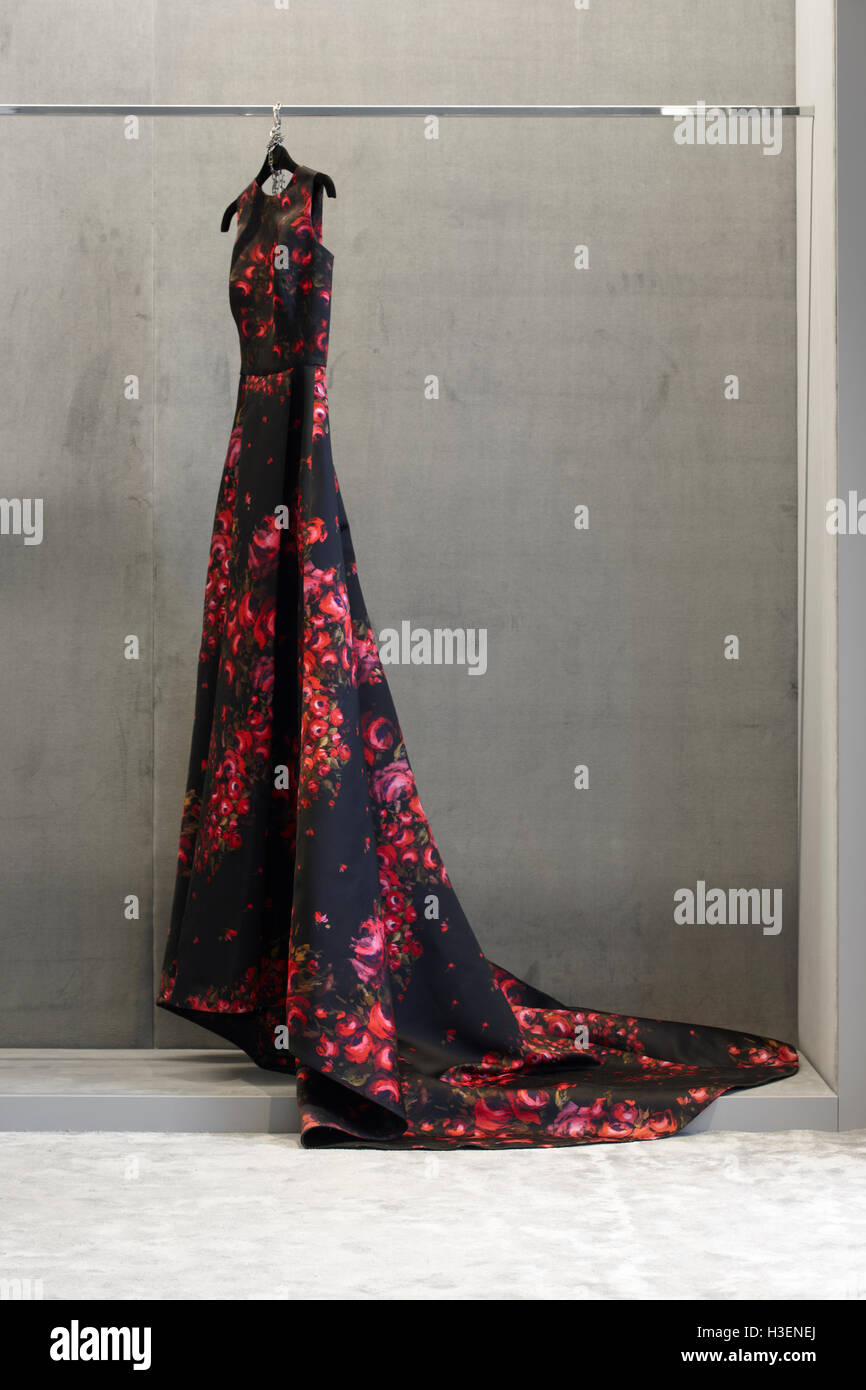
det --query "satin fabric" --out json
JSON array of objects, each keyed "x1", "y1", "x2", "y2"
[{"x1": 157, "y1": 164, "x2": 799, "y2": 1147}]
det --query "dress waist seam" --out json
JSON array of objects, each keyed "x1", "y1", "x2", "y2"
[{"x1": 239, "y1": 362, "x2": 326, "y2": 379}]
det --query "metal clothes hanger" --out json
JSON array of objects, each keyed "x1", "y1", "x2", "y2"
[{"x1": 220, "y1": 101, "x2": 336, "y2": 233}]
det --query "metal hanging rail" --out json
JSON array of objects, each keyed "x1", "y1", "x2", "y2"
[{"x1": 0, "y1": 103, "x2": 812, "y2": 117}]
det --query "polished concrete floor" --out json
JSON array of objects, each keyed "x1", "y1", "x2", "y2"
[{"x1": 1, "y1": 1127, "x2": 864, "y2": 1300}]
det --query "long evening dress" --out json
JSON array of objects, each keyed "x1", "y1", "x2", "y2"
[{"x1": 156, "y1": 163, "x2": 799, "y2": 1147}]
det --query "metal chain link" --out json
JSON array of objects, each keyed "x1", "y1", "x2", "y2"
[{"x1": 266, "y1": 101, "x2": 288, "y2": 195}]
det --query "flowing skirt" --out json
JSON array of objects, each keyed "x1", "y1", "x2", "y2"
[{"x1": 157, "y1": 364, "x2": 799, "y2": 1147}]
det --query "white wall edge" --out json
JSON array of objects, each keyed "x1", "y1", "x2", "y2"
[{"x1": 795, "y1": 0, "x2": 838, "y2": 1094}]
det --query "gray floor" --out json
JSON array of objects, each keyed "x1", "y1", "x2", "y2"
[{"x1": 1, "y1": 1127, "x2": 865, "y2": 1300}]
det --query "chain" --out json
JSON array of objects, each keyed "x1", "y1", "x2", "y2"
[{"x1": 267, "y1": 101, "x2": 288, "y2": 195}]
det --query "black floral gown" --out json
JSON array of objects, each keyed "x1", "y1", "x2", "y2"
[{"x1": 157, "y1": 163, "x2": 799, "y2": 1148}]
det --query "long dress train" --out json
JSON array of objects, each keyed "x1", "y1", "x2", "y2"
[{"x1": 157, "y1": 164, "x2": 798, "y2": 1147}]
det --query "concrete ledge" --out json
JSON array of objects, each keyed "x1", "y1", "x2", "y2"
[
  {"x1": 0, "y1": 1050, "x2": 299, "y2": 1134},
  {"x1": 0, "y1": 1049, "x2": 838, "y2": 1135}
]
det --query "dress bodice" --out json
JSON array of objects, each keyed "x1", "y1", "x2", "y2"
[{"x1": 229, "y1": 164, "x2": 334, "y2": 376}]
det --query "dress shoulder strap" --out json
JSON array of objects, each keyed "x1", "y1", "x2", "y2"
[
  {"x1": 309, "y1": 168, "x2": 325, "y2": 243},
  {"x1": 298, "y1": 165, "x2": 332, "y2": 244}
]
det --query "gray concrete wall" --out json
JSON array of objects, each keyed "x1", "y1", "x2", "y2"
[{"x1": 0, "y1": 1, "x2": 799, "y2": 1050}]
